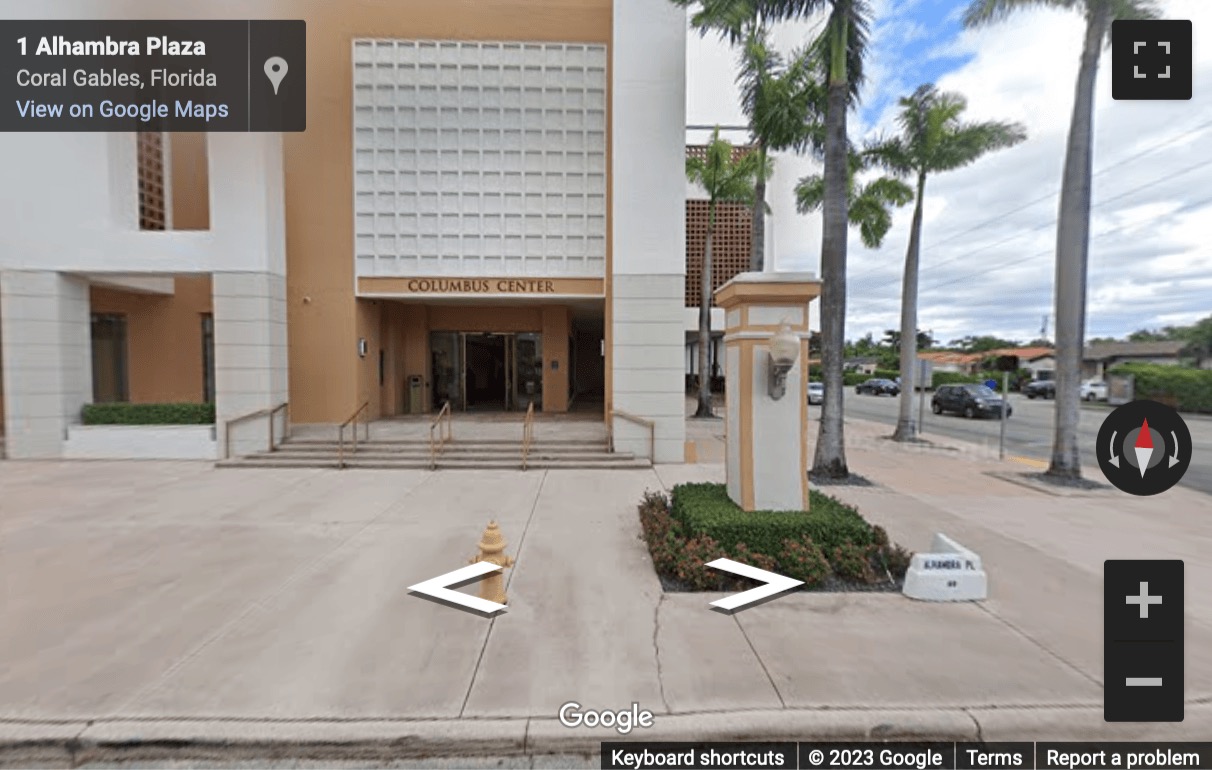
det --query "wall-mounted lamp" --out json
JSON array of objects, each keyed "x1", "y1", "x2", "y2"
[{"x1": 768, "y1": 323, "x2": 800, "y2": 400}]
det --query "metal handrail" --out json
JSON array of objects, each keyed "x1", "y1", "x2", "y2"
[
  {"x1": 608, "y1": 409, "x2": 655, "y2": 462},
  {"x1": 223, "y1": 401, "x2": 288, "y2": 460},
  {"x1": 269, "y1": 402, "x2": 290, "y2": 451},
  {"x1": 521, "y1": 401, "x2": 536, "y2": 470},
  {"x1": 429, "y1": 400, "x2": 452, "y2": 470},
  {"x1": 337, "y1": 401, "x2": 370, "y2": 469}
]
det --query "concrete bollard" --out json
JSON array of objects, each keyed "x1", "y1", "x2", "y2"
[
  {"x1": 902, "y1": 533, "x2": 987, "y2": 602},
  {"x1": 470, "y1": 521, "x2": 514, "y2": 605}
]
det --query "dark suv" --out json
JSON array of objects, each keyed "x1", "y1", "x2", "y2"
[
  {"x1": 1024, "y1": 380, "x2": 1055, "y2": 399},
  {"x1": 855, "y1": 378, "x2": 900, "y2": 396},
  {"x1": 932, "y1": 384, "x2": 1012, "y2": 419}
]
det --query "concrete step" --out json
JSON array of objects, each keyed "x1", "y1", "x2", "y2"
[
  {"x1": 282, "y1": 438, "x2": 608, "y2": 449},
  {"x1": 218, "y1": 456, "x2": 651, "y2": 470},
  {"x1": 262, "y1": 449, "x2": 632, "y2": 462},
  {"x1": 277, "y1": 441, "x2": 609, "y2": 452}
]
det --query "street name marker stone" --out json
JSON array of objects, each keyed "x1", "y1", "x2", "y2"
[{"x1": 903, "y1": 533, "x2": 987, "y2": 602}]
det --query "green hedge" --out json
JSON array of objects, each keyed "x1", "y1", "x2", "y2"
[
  {"x1": 931, "y1": 371, "x2": 985, "y2": 388},
  {"x1": 1109, "y1": 364, "x2": 1212, "y2": 414},
  {"x1": 670, "y1": 482, "x2": 875, "y2": 556},
  {"x1": 81, "y1": 402, "x2": 216, "y2": 425}
]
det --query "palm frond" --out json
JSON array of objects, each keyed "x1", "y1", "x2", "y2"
[
  {"x1": 962, "y1": 0, "x2": 1077, "y2": 28},
  {"x1": 861, "y1": 176, "x2": 915, "y2": 208},
  {"x1": 861, "y1": 135, "x2": 914, "y2": 176},
  {"x1": 880, "y1": 82, "x2": 1027, "y2": 177},
  {"x1": 689, "y1": 128, "x2": 761, "y2": 207},
  {"x1": 932, "y1": 120, "x2": 1027, "y2": 172},
  {"x1": 689, "y1": 0, "x2": 761, "y2": 43},
  {"x1": 794, "y1": 174, "x2": 825, "y2": 213},
  {"x1": 1107, "y1": 0, "x2": 1161, "y2": 21}
]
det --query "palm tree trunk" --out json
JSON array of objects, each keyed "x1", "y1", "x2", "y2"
[
  {"x1": 1048, "y1": 2, "x2": 1109, "y2": 479},
  {"x1": 811, "y1": 19, "x2": 851, "y2": 479},
  {"x1": 893, "y1": 172, "x2": 927, "y2": 442},
  {"x1": 696, "y1": 209, "x2": 716, "y2": 418},
  {"x1": 751, "y1": 142, "x2": 767, "y2": 272}
]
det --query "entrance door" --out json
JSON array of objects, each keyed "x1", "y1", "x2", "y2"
[
  {"x1": 463, "y1": 333, "x2": 509, "y2": 411},
  {"x1": 91, "y1": 314, "x2": 129, "y2": 403},
  {"x1": 514, "y1": 332, "x2": 542, "y2": 411},
  {"x1": 429, "y1": 331, "x2": 463, "y2": 411}
]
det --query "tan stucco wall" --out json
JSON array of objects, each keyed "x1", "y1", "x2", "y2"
[
  {"x1": 169, "y1": 133, "x2": 210, "y2": 230},
  {"x1": 89, "y1": 276, "x2": 214, "y2": 404},
  {"x1": 286, "y1": 0, "x2": 612, "y2": 424}
]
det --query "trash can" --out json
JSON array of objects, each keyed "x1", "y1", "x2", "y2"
[{"x1": 407, "y1": 375, "x2": 423, "y2": 414}]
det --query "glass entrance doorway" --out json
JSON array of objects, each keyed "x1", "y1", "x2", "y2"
[{"x1": 429, "y1": 331, "x2": 543, "y2": 412}]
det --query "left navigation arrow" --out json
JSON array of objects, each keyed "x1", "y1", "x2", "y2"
[{"x1": 408, "y1": 562, "x2": 507, "y2": 614}]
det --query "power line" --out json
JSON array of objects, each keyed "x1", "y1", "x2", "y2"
[
  {"x1": 846, "y1": 116, "x2": 1212, "y2": 286},
  {"x1": 915, "y1": 191, "x2": 1212, "y2": 294},
  {"x1": 908, "y1": 156, "x2": 1212, "y2": 279}
]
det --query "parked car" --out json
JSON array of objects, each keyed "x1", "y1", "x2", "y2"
[
  {"x1": 855, "y1": 378, "x2": 900, "y2": 396},
  {"x1": 932, "y1": 383, "x2": 1013, "y2": 419},
  {"x1": 1024, "y1": 380, "x2": 1055, "y2": 399},
  {"x1": 808, "y1": 382, "x2": 825, "y2": 405},
  {"x1": 1081, "y1": 379, "x2": 1108, "y2": 401}
]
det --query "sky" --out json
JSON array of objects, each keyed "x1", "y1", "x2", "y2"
[{"x1": 686, "y1": 0, "x2": 1212, "y2": 346}]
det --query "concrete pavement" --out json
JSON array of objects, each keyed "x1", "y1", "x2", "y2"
[{"x1": 2, "y1": 414, "x2": 1211, "y2": 766}]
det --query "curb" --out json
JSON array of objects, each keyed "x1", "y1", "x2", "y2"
[{"x1": 4, "y1": 705, "x2": 1210, "y2": 764}]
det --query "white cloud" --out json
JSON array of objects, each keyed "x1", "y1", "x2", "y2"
[{"x1": 686, "y1": 0, "x2": 1212, "y2": 341}]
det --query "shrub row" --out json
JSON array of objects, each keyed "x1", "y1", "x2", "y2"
[
  {"x1": 930, "y1": 371, "x2": 984, "y2": 387},
  {"x1": 639, "y1": 484, "x2": 912, "y2": 591},
  {"x1": 81, "y1": 402, "x2": 216, "y2": 425},
  {"x1": 671, "y1": 483, "x2": 875, "y2": 554},
  {"x1": 1110, "y1": 363, "x2": 1212, "y2": 414}
]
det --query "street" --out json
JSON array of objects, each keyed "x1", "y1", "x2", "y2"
[{"x1": 843, "y1": 391, "x2": 1212, "y2": 496}]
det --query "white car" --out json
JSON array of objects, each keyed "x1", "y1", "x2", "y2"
[
  {"x1": 808, "y1": 382, "x2": 824, "y2": 405},
  {"x1": 1080, "y1": 379, "x2": 1108, "y2": 401}
]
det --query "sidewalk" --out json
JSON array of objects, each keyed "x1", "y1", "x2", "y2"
[{"x1": 1, "y1": 416, "x2": 1210, "y2": 766}]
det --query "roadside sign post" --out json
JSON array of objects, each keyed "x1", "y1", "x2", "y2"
[
  {"x1": 917, "y1": 358, "x2": 931, "y2": 436},
  {"x1": 999, "y1": 371, "x2": 1009, "y2": 460},
  {"x1": 918, "y1": 382, "x2": 926, "y2": 435}
]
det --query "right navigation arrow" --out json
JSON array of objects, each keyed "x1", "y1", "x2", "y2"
[{"x1": 706, "y1": 558, "x2": 804, "y2": 611}]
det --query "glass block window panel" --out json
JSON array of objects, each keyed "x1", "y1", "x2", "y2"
[{"x1": 353, "y1": 39, "x2": 607, "y2": 281}]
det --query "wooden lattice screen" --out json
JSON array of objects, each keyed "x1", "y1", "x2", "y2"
[
  {"x1": 685, "y1": 143, "x2": 756, "y2": 307},
  {"x1": 685, "y1": 199, "x2": 753, "y2": 308},
  {"x1": 137, "y1": 132, "x2": 166, "y2": 231}
]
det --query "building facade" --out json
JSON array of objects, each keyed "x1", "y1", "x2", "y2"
[{"x1": 0, "y1": 0, "x2": 688, "y2": 462}]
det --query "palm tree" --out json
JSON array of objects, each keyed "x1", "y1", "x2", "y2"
[
  {"x1": 685, "y1": 128, "x2": 765, "y2": 417},
  {"x1": 678, "y1": 0, "x2": 870, "y2": 476},
  {"x1": 964, "y1": 0, "x2": 1158, "y2": 478},
  {"x1": 737, "y1": 29, "x2": 820, "y2": 271},
  {"x1": 755, "y1": 0, "x2": 871, "y2": 479},
  {"x1": 872, "y1": 84, "x2": 1025, "y2": 442},
  {"x1": 794, "y1": 146, "x2": 913, "y2": 251},
  {"x1": 677, "y1": 0, "x2": 819, "y2": 271}
]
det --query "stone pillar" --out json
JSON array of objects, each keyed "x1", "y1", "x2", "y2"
[
  {"x1": 0, "y1": 270, "x2": 92, "y2": 458},
  {"x1": 213, "y1": 272, "x2": 288, "y2": 458},
  {"x1": 715, "y1": 272, "x2": 821, "y2": 512}
]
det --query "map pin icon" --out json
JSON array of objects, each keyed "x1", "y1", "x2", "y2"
[{"x1": 264, "y1": 56, "x2": 288, "y2": 95}]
